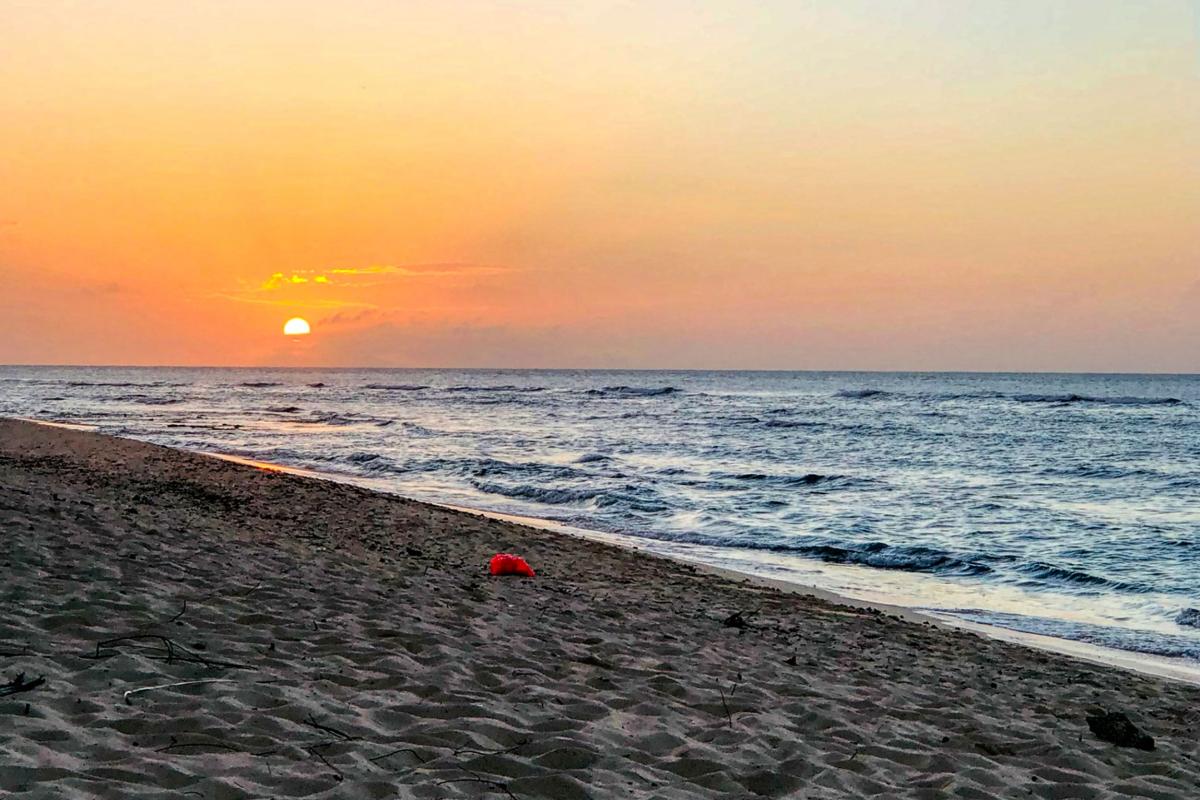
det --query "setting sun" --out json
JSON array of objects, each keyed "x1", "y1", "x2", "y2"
[{"x1": 283, "y1": 317, "x2": 311, "y2": 336}]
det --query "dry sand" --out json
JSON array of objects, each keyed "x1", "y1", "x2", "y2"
[{"x1": 1, "y1": 417, "x2": 1197, "y2": 798}]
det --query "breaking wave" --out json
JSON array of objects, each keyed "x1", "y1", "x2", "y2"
[
  {"x1": 932, "y1": 609, "x2": 1200, "y2": 660},
  {"x1": 586, "y1": 386, "x2": 678, "y2": 398},
  {"x1": 836, "y1": 389, "x2": 891, "y2": 399},
  {"x1": 836, "y1": 388, "x2": 1185, "y2": 407},
  {"x1": 364, "y1": 383, "x2": 428, "y2": 391},
  {"x1": 1012, "y1": 393, "x2": 1184, "y2": 406},
  {"x1": 111, "y1": 394, "x2": 183, "y2": 405}
]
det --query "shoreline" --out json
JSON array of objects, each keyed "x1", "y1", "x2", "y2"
[
  {"x1": 22, "y1": 424, "x2": 1200, "y2": 687},
  {"x1": 22, "y1": 420, "x2": 1200, "y2": 685},
  {"x1": 4, "y1": 417, "x2": 1200, "y2": 798},
  {"x1": 206, "y1": 448, "x2": 1200, "y2": 687}
]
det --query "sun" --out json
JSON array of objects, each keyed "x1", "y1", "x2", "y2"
[{"x1": 283, "y1": 317, "x2": 311, "y2": 336}]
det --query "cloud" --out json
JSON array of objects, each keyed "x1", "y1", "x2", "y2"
[
  {"x1": 251, "y1": 263, "x2": 514, "y2": 292},
  {"x1": 74, "y1": 280, "x2": 129, "y2": 297},
  {"x1": 221, "y1": 262, "x2": 517, "y2": 311},
  {"x1": 260, "y1": 272, "x2": 315, "y2": 290},
  {"x1": 326, "y1": 263, "x2": 511, "y2": 279},
  {"x1": 318, "y1": 307, "x2": 382, "y2": 326}
]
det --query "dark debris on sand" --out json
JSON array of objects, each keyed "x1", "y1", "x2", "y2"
[{"x1": 1086, "y1": 710, "x2": 1155, "y2": 751}]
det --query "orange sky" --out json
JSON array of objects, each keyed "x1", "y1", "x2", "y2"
[{"x1": 1, "y1": 1, "x2": 1197, "y2": 370}]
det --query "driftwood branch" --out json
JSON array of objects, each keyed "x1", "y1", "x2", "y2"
[{"x1": 0, "y1": 672, "x2": 45, "y2": 697}]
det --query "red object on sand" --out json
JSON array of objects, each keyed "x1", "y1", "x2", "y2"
[{"x1": 489, "y1": 553, "x2": 536, "y2": 577}]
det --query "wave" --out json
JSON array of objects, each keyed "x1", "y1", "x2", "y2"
[
  {"x1": 787, "y1": 541, "x2": 991, "y2": 575},
  {"x1": 1016, "y1": 561, "x2": 1151, "y2": 593},
  {"x1": 112, "y1": 394, "x2": 183, "y2": 405},
  {"x1": 472, "y1": 481, "x2": 603, "y2": 505},
  {"x1": 587, "y1": 386, "x2": 678, "y2": 398},
  {"x1": 298, "y1": 411, "x2": 391, "y2": 427},
  {"x1": 1012, "y1": 393, "x2": 1183, "y2": 406},
  {"x1": 446, "y1": 385, "x2": 545, "y2": 393},
  {"x1": 927, "y1": 390, "x2": 1006, "y2": 401},
  {"x1": 831, "y1": 387, "x2": 1185, "y2": 407},
  {"x1": 364, "y1": 383, "x2": 428, "y2": 391},
  {"x1": 341, "y1": 451, "x2": 405, "y2": 475},
  {"x1": 933, "y1": 609, "x2": 1200, "y2": 660},
  {"x1": 1036, "y1": 464, "x2": 1162, "y2": 480},
  {"x1": 66, "y1": 380, "x2": 188, "y2": 388},
  {"x1": 835, "y1": 389, "x2": 891, "y2": 399},
  {"x1": 1176, "y1": 608, "x2": 1200, "y2": 628},
  {"x1": 661, "y1": 536, "x2": 992, "y2": 577},
  {"x1": 724, "y1": 472, "x2": 861, "y2": 489},
  {"x1": 471, "y1": 479, "x2": 668, "y2": 513},
  {"x1": 764, "y1": 419, "x2": 824, "y2": 429},
  {"x1": 575, "y1": 453, "x2": 612, "y2": 464},
  {"x1": 466, "y1": 458, "x2": 583, "y2": 481}
]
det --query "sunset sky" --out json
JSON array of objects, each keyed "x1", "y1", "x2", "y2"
[{"x1": 1, "y1": 1, "x2": 1197, "y2": 370}]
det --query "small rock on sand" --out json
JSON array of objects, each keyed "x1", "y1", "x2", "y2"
[{"x1": 1086, "y1": 710, "x2": 1155, "y2": 751}]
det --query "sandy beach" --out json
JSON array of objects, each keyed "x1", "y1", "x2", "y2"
[{"x1": 1, "y1": 417, "x2": 1197, "y2": 799}]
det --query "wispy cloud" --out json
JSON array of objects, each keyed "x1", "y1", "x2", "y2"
[
  {"x1": 73, "y1": 280, "x2": 129, "y2": 297},
  {"x1": 251, "y1": 263, "x2": 514, "y2": 292},
  {"x1": 318, "y1": 307, "x2": 382, "y2": 326},
  {"x1": 325, "y1": 263, "x2": 512, "y2": 279},
  {"x1": 260, "y1": 272, "x2": 317, "y2": 290},
  {"x1": 218, "y1": 262, "x2": 514, "y2": 310},
  {"x1": 214, "y1": 293, "x2": 378, "y2": 310}
]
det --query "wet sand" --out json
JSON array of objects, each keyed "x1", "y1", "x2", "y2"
[{"x1": 1, "y1": 417, "x2": 1197, "y2": 798}]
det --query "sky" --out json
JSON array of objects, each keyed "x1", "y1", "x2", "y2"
[{"x1": 1, "y1": 1, "x2": 1197, "y2": 371}]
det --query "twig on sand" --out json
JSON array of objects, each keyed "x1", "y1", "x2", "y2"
[
  {"x1": 166, "y1": 602, "x2": 188, "y2": 625},
  {"x1": 123, "y1": 678, "x2": 236, "y2": 704},
  {"x1": 84, "y1": 634, "x2": 251, "y2": 670},
  {"x1": 715, "y1": 673, "x2": 744, "y2": 728},
  {"x1": 0, "y1": 672, "x2": 45, "y2": 697},
  {"x1": 154, "y1": 735, "x2": 279, "y2": 758},
  {"x1": 452, "y1": 739, "x2": 529, "y2": 759},
  {"x1": 304, "y1": 713, "x2": 359, "y2": 741},
  {"x1": 368, "y1": 746, "x2": 430, "y2": 765},
  {"x1": 156, "y1": 740, "x2": 246, "y2": 754},
  {"x1": 717, "y1": 683, "x2": 734, "y2": 727},
  {"x1": 307, "y1": 741, "x2": 344, "y2": 781}
]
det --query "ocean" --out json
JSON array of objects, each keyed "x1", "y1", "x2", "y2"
[{"x1": 3, "y1": 366, "x2": 1198, "y2": 664}]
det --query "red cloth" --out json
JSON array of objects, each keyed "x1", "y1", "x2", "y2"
[{"x1": 489, "y1": 553, "x2": 536, "y2": 577}]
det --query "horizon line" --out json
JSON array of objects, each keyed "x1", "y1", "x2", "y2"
[{"x1": 1, "y1": 363, "x2": 1198, "y2": 378}]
